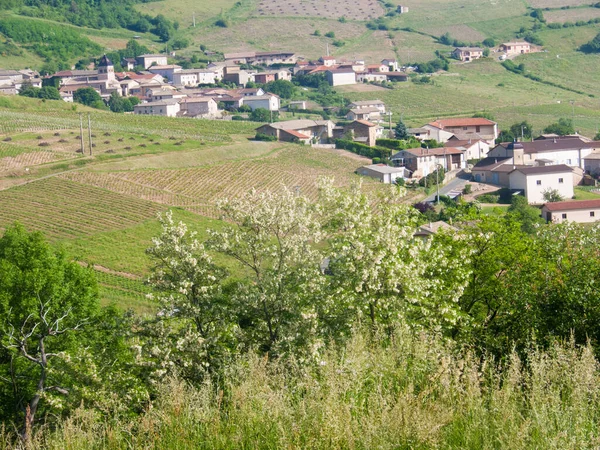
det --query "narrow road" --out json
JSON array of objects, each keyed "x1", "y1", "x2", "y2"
[{"x1": 423, "y1": 171, "x2": 471, "y2": 203}]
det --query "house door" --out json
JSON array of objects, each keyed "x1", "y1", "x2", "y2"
[{"x1": 546, "y1": 212, "x2": 552, "y2": 222}]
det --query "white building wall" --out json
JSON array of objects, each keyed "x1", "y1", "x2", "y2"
[
  {"x1": 544, "y1": 207, "x2": 600, "y2": 224},
  {"x1": 510, "y1": 171, "x2": 574, "y2": 204}
]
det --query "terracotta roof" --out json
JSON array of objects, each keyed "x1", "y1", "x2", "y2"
[
  {"x1": 282, "y1": 129, "x2": 310, "y2": 139},
  {"x1": 429, "y1": 118, "x2": 496, "y2": 128},
  {"x1": 321, "y1": 56, "x2": 336, "y2": 60},
  {"x1": 543, "y1": 199, "x2": 600, "y2": 212}
]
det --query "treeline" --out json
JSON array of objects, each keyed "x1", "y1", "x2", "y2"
[
  {"x1": 0, "y1": 0, "x2": 178, "y2": 41},
  {"x1": 3, "y1": 184, "x2": 600, "y2": 445}
]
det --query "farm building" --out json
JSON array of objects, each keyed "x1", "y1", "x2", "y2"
[
  {"x1": 242, "y1": 94, "x2": 281, "y2": 111},
  {"x1": 178, "y1": 98, "x2": 219, "y2": 119},
  {"x1": 134, "y1": 99, "x2": 180, "y2": 117},
  {"x1": 256, "y1": 119, "x2": 334, "y2": 144},
  {"x1": 381, "y1": 58, "x2": 399, "y2": 71},
  {"x1": 356, "y1": 164, "x2": 409, "y2": 184},
  {"x1": 452, "y1": 47, "x2": 484, "y2": 62},
  {"x1": 391, "y1": 147, "x2": 466, "y2": 178},
  {"x1": 343, "y1": 120, "x2": 381, "y2": 147},
  {"x1": 326, "y1": 69, "x2": 356, "y2": 86},
  {"x1": 500, "y1": 42, "x2": 531, "y2": 55},
  {"x1": 542, "y1": 199, "x2": 600, "y2": 223}
]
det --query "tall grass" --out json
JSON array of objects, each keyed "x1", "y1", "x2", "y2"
[{"x1": 3, "y1": 328, "x2": 600, "y2": 449}]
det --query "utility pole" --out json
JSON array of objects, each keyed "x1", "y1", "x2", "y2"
[
  {"x1": 193, "y1": 12, "x2": 196, "y2": 27},
  {"x1": 436, "y1": 165, "x2": 440, "y2": 205},
  {"x1": 79, "y1": 113, "x2": 84, "y2": 153},
  {"x1": 388, "y1": 111, "x2": 392, "y2": 138},
  {"x1": 87, "y1": 113, "x2": 93, "y2": 155}
]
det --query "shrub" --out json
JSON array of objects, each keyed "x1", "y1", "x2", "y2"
[
  {"x1": 254, "y1": 133, "x2": 277, "y2": 142},
  {"x1": 325, "y1": 31, "x2": 335, "y2": 38},
  {"x1": 463, "y1": 184, "x2": 472, "y2": 195}
]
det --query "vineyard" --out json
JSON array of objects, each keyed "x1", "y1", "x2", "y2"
[{"x1": 58, "y1": 146, "x2": 400, "y2": 218}]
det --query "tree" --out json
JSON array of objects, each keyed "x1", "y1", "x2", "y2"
[
  {"x1": 38, "y1": 86, "x2": 61, "y2": 100},
  {"x1": 73, "y1": 87, "x2": 102, "y2": 107},
  {"x1": 580, "y1": 31, "x2": 600, "y2": 53},
  {"x1": 141, "y1": 212, "x2": 232, "y2": 381},
  {"x1": 542, "y1": 188, "x2": 564, "y2": 203},
  {"x1": 0, "y1": 224, "x2": 99, "y2": 438},
  {"x1": 18, "y1": 82, "x2": 40, "y2": 98},
  {"x1": 264, "y1": 79, "x2": 295, "y2": 99},
  {"x1": 250, "y1": 108, "x2": 273, "y2": 122},
  {"x1": 507, "y1": 195, "x2": 544, "y2": 233},
  {"x1": 394, "y1": 119, "x2": 408, "y2": 139},
  {"x1": 509, "y1": 121, "x2": 532, "y2": 140},
  {"x1": 208, "y1": 188, "x2": 326, "y2": 357},
  {"x1": 544, "y1": 118, "x2": 575, "y2": 136},
  {"x1": 108, "y1": 91, "x2": 127, "y2": 113}
]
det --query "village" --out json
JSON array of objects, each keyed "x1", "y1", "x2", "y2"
[{"x1": 3, "y1": 39, "x2": 599, "y2": 224}]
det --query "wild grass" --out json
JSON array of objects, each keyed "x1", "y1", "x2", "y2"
[{"x1": 5, "y1": 328, "x2": 600, "y2": 449}]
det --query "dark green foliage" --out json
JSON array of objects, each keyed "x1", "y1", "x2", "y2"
[
  {"x1": 543, "y1": 118, "x2": 575, "y2": 136},
  {"x1": 264, "y1": 79, "x2": 295, "y2": 99},
  {"x1": 74, "y1": 87, "x2": 102, "y2": 107},
  {"x1": 482, "y1": 38, "x2": 495, "y2": 47},
  {"x1": 418, "y1": 167, "x2": 445, "y2": 187},
  {"x1": 416, "y1": 57, "x2": 449, "y2": 73},
  {"x1": 508, "y1": 195, "x2": 544, "y2": 233},
  {"x1": 530, "y1": 8, "x2": 545, "y2": 22},
  {"x1": 254, "y1": 133, "x2": 277, "y2": 141},
  {"x1": 0, "y1": 0, "x2": 177, "y2": 41},
  {"x1": 580, "y1": 31, "x2": 600, "y2": 53},
  {"x1": 324, "y1": 31, "x2": 335, "y2": 38},
  {"x1": 0, "y1": 17, "x2": 101, "y2": 63},
  {"x1": 108, "y1": 92, "x2": 137, "y2": 113},
  {"x1": 335, "y1": 139, "x2": 392, "y2": 159},
  {"x1": 250, "y1": 108, "x2": 277, "y2": 122},
  {"x1": 394, "y1": 120, "x2": 408, "y2": 139},
  {"x1": 376, "y1": 137, "x2": 420, "y2": 150}
]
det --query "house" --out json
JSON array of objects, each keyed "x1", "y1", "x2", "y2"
[
  {"x1": 356, "y1": 164, "x2": 409, "y2": 183},
  {"x1": 149, "y1": 88, "x2": 184, "y2": 102},
  {"x1": 346, "y1": 107, "x2": 382, "y2": 122},
  {"x1": 121, "y1": 58, "x2": 137, "y2": 70},
  {"x1": 179, "y1": 97, "x2": 219, "y2": 118},
  {"x1": 224, "y1": 51, "x2": 297, "y2": 66},
  {"x1": 356, "y1": 72, "x2": 388, "y2": 83},
  {"x1": 453, "y1": 47, "x2": 484, "y2": 62},
  {"x1": 488, "y1": 138, "x2": 600, "y2": 170},
  {"x1": 320, "y1": 56, "x2": 337, "y2": 67},
  {"x1": 326, "y1": 69, "x2": 356, "y2": 86},
  {"x1": 134, "y1": 99, "x2": 180, "y2": 117},
  {"x1": 343, "y1": 120, "x2": 379, "y2": 147},
  {"x1": 255, "y1": 119, "x2": 334, "y2": 144},
  {"x1": 386, "y1": 72, "x2": 409, "y2": 82},
  {"x1": 288, "y1": 100, "x2": 307, "y2": 110},
  {"x1": 423, "y1": 118, "x2": 498, "y2": 144},
  {"x1": 366, "y1": 64, "x2": 389, "y2": 73},
  {"x1": 148, "y1": 65, "x2": 182, "y2": 82},
  {"x1": 541, "y1": 199, "x2": 600, "y2": 223},
  {"x1": 381, "y1": 58, "x2": 399, "y2": 71},
  {"x1": 471, "y1": 157, "x2": 514, "y2": 185},
  {"x1": 445, "y1": 137, "x2": 490, "y2": 161},
  {"x1": 242, "y1": 94, "x2": 280, "y2": 111},
  {"x1": 172, "y1": 69, "x2": 217, "y2": 86},
  {"x1": 500, "y1": 42, "x2": 531, "y2": 55},
  {"x1": 223, "y1": 66, "x2": 255, "y2": 86},
  {"x1": 407, "y1": 127, "x2": 431, "y2": 140},
  {"x1": 235, "y1": 87, "x2": 265, "y2": 97},
  {"x1": 136, "y1": 54, "x2": 168, "y2": 69},
  {"x1": 254, "y1": 72, "x2": 276, "y2": 84},
  {"x1": 583, "y1": 152, "x2": 600, "y2": 176},
  {"x1": 509, "y1": 165, "x2": 574, "y2": 204},
  {"x1": 348, "y1": 100, "x2": 386, "y2": 114},
  {"x1": 397, "y1": 5, "x2": 409, "y2": 13},
  {"x1": 414, "y1": 221, "x2": 457, "y2": 239},
  {"x1": 391, "y1": 147, "x2": 466, "y2": 177}
]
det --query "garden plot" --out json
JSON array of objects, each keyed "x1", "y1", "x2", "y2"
[{"x1": 256, "y1": 0, "x2": 384, "y2": 20}]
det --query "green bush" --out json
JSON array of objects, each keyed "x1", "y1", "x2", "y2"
[
  {"x1": 335, "y1": 139, "x2": 392, "y2": 159},
  {"x1": 254, "y1": 133, "x2": 277, "y2": 141}
]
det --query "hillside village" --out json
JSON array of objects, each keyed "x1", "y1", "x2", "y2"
[{"x1": 1, "y1": 36, "x2": 599, "y2": 223}]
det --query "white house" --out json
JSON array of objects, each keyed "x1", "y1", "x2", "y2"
[
  {"x1": 508, "y1": 165, "x2": 574, "y2": 204},
  {"x1": 136, "y1": 54, "x2": 168, "y2": 69},
  {"x1": 172, "y1": 69, "x2": 218, "y2": 86},
  {"x1": 423, "y1": 118, "x2": 498, "y2": 144},
  {"x1": 356, "y1": 164, "x2": 409, "y2": 183},
  {"x1": 134, "y1": 99, "x2": 180, "y2": 117},
  {"x1": 242, "y1": 94, "x2": 280, "y2": 111},
  {"x1": 148, "y1": 65, "x2": 182, "y2": 82},
  {"x1": 542, "y1": 199, "x2": 600, "y2": 223},
  {"x1": 326, "y1": 69, "x2": 356, "y2": 86},
  {"x1": 391, "y1": 147, "x2": 466, "y2": 178}
]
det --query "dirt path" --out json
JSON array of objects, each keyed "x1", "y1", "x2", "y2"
[{"x1": 77, "y1": 261, "x2": 140, "y2": 280}]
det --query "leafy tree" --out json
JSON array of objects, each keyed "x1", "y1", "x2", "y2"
[
  {"x1": 249, "y1": 108, "x2": 272, "y2": 122},
  {"x1": 18, "y1": 82, "x2": 40, "y2": 98},
  {"x1": 544, "y1": 118, "x2": 575, "y2": 136},
  {"x1": 108, "y1": 91, "x2": 127, "y2": 112},
  {"x1": 394, "y1": 119, "x2": 408, "y2": 139},
  {"x1": 264, "y1": 79, "x2": 295, "y2": 99},
  {"x1": 509, "y1": 121, "x2": 532, "y2": 140},
  {"x1": 482, "y1": 38, "x2": 496, "y2": 47},
  {"x1": 482, "y1": 48, "x2": 490, "y2": 57},
  {"x1": 580, "y1": 31, "x2": 600, "y2": 53},
  {"x1": 38, "y1": 86, "x2": 61, "y2": 100},
  {"x1": 170, "y1": 38, "x2": 190, "y2": 50},
  {"x1": 542, "y1": 188, "x2": 564, "y2": 203},
  {"x1": 325, "y1": 31, "x2": 335, "y2": 38},
  {"x1": 0, "y1": 224, "x2": 99, "y2": 438},
  {"x1": 507, "y1": 195, "x2": 544, "y2": 233},
  {"x1": 74, "y1": 87, "x2": 102, "y2": 106}
]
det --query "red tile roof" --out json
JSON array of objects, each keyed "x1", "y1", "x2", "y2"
[
  {"x1": 429, "y1": 118, "x2": 496, "y2": 128},
  {"x1": 543, "y1": 199, "x2": 600, "y2": 212},
  {"x1": 400, "y1": 147, "x2": 464, "y2": 157},
  {"x1": 282, "y1": 129, "x2": 310, "y2": 139},
  {"x1": 354, "y1": 119, "x2": 377, "y2": 127}
]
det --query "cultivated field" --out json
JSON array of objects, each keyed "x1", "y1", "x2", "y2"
[
  {"x1": 545, "y1": 7, "x2": 600, "y2": 24},
  {"x1": 256, "y1": 0, "x2": 384, "y2": 20},
  {"x1": 528, "y1": 0, "x2": 594, "y2": 7}
]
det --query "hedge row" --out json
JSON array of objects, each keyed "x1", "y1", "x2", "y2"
[{"x1": 335, "y1": 139, "x2": 392, "y2": 159}]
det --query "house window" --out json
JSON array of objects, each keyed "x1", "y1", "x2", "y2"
[
  {"x1": 476, "y1": 126, "x2": 481, "y2": 133},
  {"x1": 536, "y1": 180, "x2": 542, "y2": 185},
  {"x1": 558, "y1": 178, "x2": 564, "y2": 184},
  {"x1": 462, "y1": 126, "x2": 468, "y2": 131},
  {"x1": 591, "y1": 211, "x2": 596, "y2": 217},
  {"x1": 562, "y1": 213, "x2": 567, "y2": 219},
  {"x1": 567, "y1": 159, "x2": 572, "y2": 165}
]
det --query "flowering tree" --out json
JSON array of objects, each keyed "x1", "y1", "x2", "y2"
[
  {"x1": 142, "y1": 211, "x2": 233, "y2": 382},
  {"x1": 209, "y1": 188, "x2": 326, "y2": 359}
]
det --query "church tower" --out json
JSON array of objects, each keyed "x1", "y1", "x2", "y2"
[{"x1": 97, "y1": 54, "x2": 115, "y2": 81}]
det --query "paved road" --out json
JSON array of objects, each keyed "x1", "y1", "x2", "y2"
[{"x1": 423, "y1": 171, "x2": 471, "y2": 203}]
